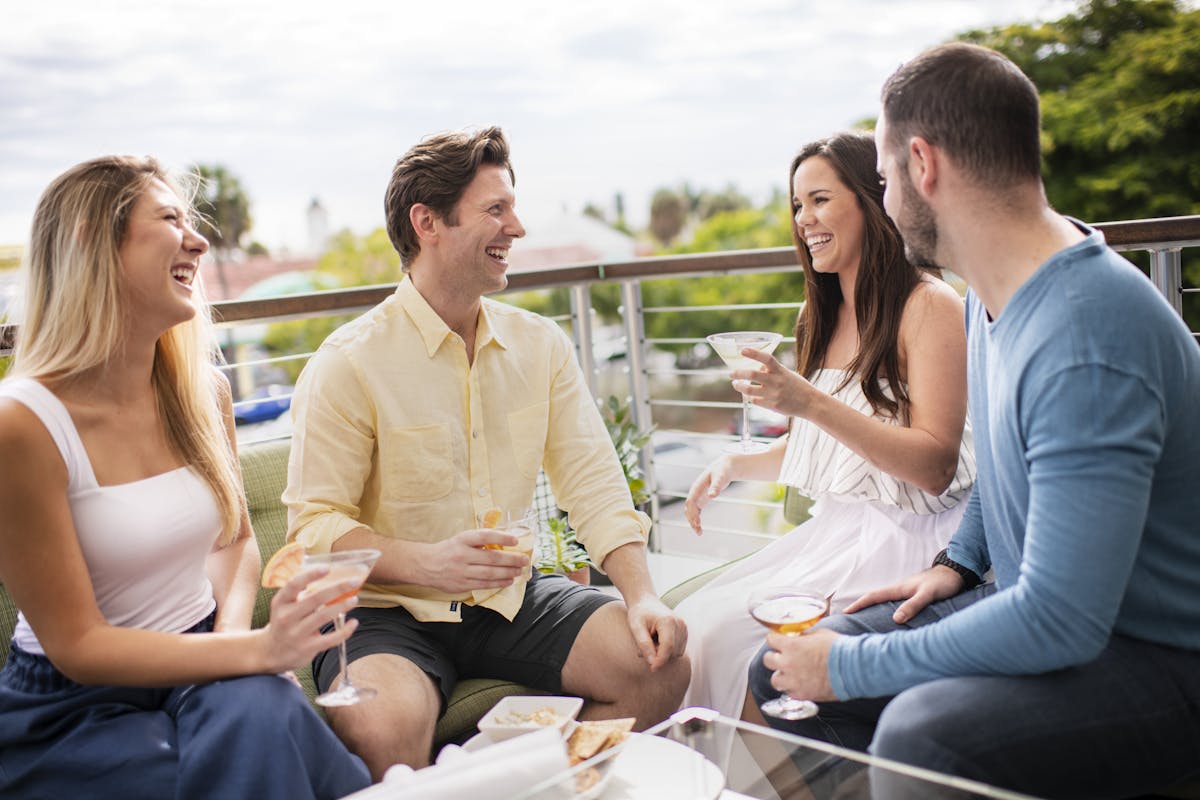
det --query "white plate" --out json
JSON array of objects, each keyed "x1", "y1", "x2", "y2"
[
  {"x1": 458, "y1": 730, "x2": 723, "y2": 799},
  {"x1": 598, "y1": 733, "x2": 724, "y2": 799}
]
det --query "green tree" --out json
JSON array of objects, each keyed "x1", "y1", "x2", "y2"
[
  {"x1": 191, "y1": 164, "x2": 253, "y2": 301},
  {"x1": 694, "y1": 185, "x2": 752, "y2": 221},
  {"x1": 664, "y1": 205, "x2": 792, "y2": 256},
  {"x1": 649, "y1": 188, "x2": 688, "y2": 245},
  {"x1": 959, "y1": 0, "x2": 1200, "y2": 327},
  {"x1": 318, "y1": 228, "x2": 401, "y2": 288},
  {"x1": 961, "y1": 0, "x2": 1199, "y2": 222},
  {"x1": 260, "y1": 228, "x2": 402, "y2": 381},
  {"x1": 644, "y1": 200, "x2": 802, "y2": 347}
]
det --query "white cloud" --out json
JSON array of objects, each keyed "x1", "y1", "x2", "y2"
[{"x1": 1, "y1": 0, "x2": 1077, "y2": 251}]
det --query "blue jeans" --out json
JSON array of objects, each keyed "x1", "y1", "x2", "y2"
[
  {"x1": 748, "y1": 585, "x2": 1200, "y2": 799},
  {"x1": 0, "y1": 622, "x2": 370, "y2": 799}
]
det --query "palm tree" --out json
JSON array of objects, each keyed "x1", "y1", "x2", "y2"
[{"x1": 191, "y1": 164, "x2": 253, "y2": 301}]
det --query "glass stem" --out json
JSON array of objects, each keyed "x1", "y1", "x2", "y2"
[
  {"x1": 741, "y1": 397, "x2": 752, "y2": 445},
  {"x1": 335, "y1": 614, "x2": 352, "y2": 690}
]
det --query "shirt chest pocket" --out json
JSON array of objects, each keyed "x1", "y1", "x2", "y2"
[
  {"x1": 507, "y1": 402, "x2": 549, "y2": 479},
  {"x1": 382, "y1": 423, "x2": 454, "y2": 502}
]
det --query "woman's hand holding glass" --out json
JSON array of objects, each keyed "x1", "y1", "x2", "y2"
[
  {"x1": 729, "y1": 347, "x2": 823, "y2": 420},
  {"x1": 260, "y1": 563, "x2": 363, "y2": 675}
]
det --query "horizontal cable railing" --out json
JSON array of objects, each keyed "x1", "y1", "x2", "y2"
[
  {"x1": 2, "y1": 216, "x2": 1198, "y2": 352},
  {"x1": 2, "y1": 215, "x2": 1197, "y2": 559}
]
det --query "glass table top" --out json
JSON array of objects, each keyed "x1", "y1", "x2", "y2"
[{"x1": 512, "y1": 707, "x2": 1041, "y2": 800}]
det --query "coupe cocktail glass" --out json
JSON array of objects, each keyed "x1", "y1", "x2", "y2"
[
  {"x1": 747, "y1": 585, "x2": 830, "y2": 720},
  {"x1": 303, "y1": 548, "x2": 381, "y2": 707},
  {"x1": 706, "y1": 331, "x2": 784, "y2": 454}
]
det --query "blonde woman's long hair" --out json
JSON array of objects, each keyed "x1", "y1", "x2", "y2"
[{"x1": 13, "y1": 155, "x2": 243, "y2": 545}]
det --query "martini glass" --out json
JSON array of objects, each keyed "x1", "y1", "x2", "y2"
[
  {"x1": 706, "y1": 331, "x2": 784, "y2": 454},
  {"x1": 748, "y1": 585, "x2": 830, "y2": 720},
  {"x1": 303, "y1": 548, "x2": 381, "y2": 707}
]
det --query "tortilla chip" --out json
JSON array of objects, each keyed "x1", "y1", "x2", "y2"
[{"x1": 566, "y1": 718, "x2": 635, "y2": 765}]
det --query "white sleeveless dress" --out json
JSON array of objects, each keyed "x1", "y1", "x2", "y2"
[{"x1": 675, "y1": 369, "x2": 976, "y2": 722}]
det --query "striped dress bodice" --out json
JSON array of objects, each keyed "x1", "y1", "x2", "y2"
[{"x1": 778, "y1": 369, "x2": 975, "y2": 515}]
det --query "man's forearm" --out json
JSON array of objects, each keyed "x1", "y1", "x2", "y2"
[
  {"x1": 334, "y1": 525, "x2": 429, "y2": 585},
  {"x1": 600, "y1": 542, "x2": 658, "y2": 605}
]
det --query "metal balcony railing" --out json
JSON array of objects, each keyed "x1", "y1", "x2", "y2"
[{"x1": 2, "y1": 215, "x2": 1198, "y2": 560}]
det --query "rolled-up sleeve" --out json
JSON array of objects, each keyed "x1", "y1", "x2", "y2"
[
  {"x1": 284, "y1": 345, "x2": 377, "y2": 553},
  {"x1": 541, "y1": 326, "x2": 649, "y2": 569}
]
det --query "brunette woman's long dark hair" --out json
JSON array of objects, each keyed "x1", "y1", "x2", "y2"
[{"x1": 791, "y1": 131, "x2": 929, "y2": 420}]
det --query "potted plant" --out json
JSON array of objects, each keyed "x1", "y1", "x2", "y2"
[
  {"x1": 536, "y1": 517, "x2": 594, "y2": 585},
  {"x1": 535, "y1": 395, "x2": 655, "y2": 585}
]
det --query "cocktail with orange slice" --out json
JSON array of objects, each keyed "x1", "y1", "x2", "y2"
[
  {"x1": 302, "y1": 549, "x2": 381, "y2": 707},
  {"x1": 479, "y1": 507, "x2": 538, "y2": 578}
]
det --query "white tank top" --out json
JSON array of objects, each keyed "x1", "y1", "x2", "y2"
[
  {"x1": 779, "y1": 369, "x2": 976, "y2": 515},
  {"x1": 1, "y1": 378, "x2": 219, "y2": 656}
]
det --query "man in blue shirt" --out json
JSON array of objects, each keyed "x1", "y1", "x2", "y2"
[{"x1": 748, "y1": 42, "x2": 1200, "y2": 797}]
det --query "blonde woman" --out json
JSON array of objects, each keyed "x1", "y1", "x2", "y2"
[{"x1": 0, "y1": 156, "x2": 370, "y2": 798}]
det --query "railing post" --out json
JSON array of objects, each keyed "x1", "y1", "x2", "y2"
[
  {"x1": 1148, "y1": 247, "x2": 1184, "y2": 318},
  {"x1": 568, "y1": 284, "x2": 598, "y2": 397},
  {"x1": 620, "y1": 278, "x2": 661, "y2": 551}
]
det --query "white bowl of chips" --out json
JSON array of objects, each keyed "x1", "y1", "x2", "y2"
[{"x1": 477, "y1": 695, "x2": 584, "y2": 742}]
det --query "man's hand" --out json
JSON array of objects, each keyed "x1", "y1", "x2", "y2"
[
  {"x1": 415, "y1": 529, "x2": 527, "y2": 594},
  {"x1": 762, "y1": 628, "x2": 839, "y2": 702},
  {"x1": 842, "y1": 565, "x2": 965, "y2": 624},
  {"x1": 625, "y1": 596, "x2": 688, "y2": 672}
]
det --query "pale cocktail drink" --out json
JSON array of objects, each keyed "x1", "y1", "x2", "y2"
[{"x1": 706, "y1": 331, "x2": 783, "y2": 454}]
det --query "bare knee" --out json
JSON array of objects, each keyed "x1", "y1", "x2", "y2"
[
  {"x1": 566, "y1": 604, "x2": 691, "y2": 728},
  {"x1": 326, "y1": 655, "x2": 441, "y2": 779}
]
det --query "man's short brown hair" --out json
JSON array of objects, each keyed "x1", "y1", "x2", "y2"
[
  {"x1": 881, "y1": 42, "x2": 1042, "y2": 187},
  {"x1": 384, "y1": 126, "x2": 514, "y2": 269}
]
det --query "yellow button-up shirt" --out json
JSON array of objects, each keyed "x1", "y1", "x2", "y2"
[{"x1": 284, "y1": 278, "x2": 649, "y2": 622}]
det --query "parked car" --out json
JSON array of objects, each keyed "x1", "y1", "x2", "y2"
[
  {"x1": 649, "y1": 433, "x2": 713, "y2": 504},
  {"x1": 233, "y1": 384, "x2": 293, "y2": 425},
  {"x1": 729, "y1": 404, "x2": 789, "y2": 439}
]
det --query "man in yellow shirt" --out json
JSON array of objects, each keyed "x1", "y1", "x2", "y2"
[{"x1": 284, "y1": 126, "x2": 690, "y2": 778}]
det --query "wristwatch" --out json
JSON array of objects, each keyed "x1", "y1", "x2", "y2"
[{"x1": 932, "y1": 548, "x2": 982, "y2": 589}]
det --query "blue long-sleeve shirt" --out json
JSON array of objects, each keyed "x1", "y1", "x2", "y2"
[{"x1": 829, "y1": 223, "x2": 1200, "y2": 699}]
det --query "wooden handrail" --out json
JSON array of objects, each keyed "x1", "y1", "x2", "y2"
[{"x1": 3, "y1": 215, "x2": 1198, "y2": 349}]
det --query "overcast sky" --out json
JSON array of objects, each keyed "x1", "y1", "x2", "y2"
[{"x1": 1, "y1": 0, "x2": 1078, "y2": 253}]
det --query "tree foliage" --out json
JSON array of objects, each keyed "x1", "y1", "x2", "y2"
[
  {"x1": 649, "y1": 188, "x2": 688, "y2": 245},
  {"x1": 191, "y1": 164, "x2": 253, "y2": 300},
  {"x1": 192, "y1": 164, "x2": 253, "y2": 252},
  {"x1": 959, "y1": 0, "x2": 1200, "y2": 327},
  {"x1": 959, "y1": 0, "x2": 1199, "y2": 222},
  {"x1": 643, "y1": 199, "x2": 802, "y2": 348},
  {"x1": 317, "y1": 228, "x2": 401, "y2": 288},
  {"x1": 259, "y1": 228, "x2": 400, "y2": 380}
]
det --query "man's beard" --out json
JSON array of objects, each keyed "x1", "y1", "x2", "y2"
[{"x1": 898, "y1": 173, "x2": 943, "y2": 270}]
